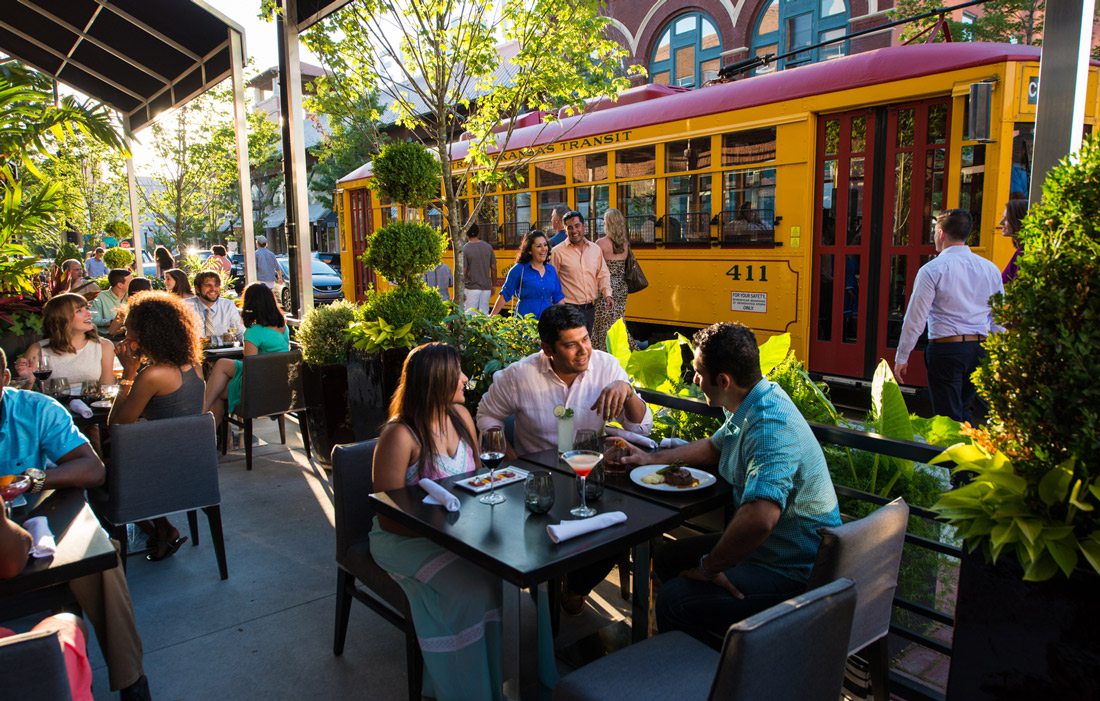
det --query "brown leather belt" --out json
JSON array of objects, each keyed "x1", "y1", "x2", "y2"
[{"x1": 932, "y1": 335, "x2": 986, "y2": 343}]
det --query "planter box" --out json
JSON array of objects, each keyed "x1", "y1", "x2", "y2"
[
  {"x1": 948, "y1": 551, "x2": 1100, "y2": 699},
  {"x1": 302, "y1": 362, "x2": 353, "y2": 464},
  {"x1": 346, "y1": 348, "x2": 410, "y2": 442}
]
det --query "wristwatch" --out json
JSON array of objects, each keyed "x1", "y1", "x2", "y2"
[
  {"x1": 698, "y1": 553, "x2": 720, "y2": 580},
  {"x1": 24, "y1": 468, "x2": 46, "y2": 494}
]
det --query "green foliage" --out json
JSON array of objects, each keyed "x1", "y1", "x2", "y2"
[
  {"x1": 0, "y1": 243, "x2": 40, "y2": 295},
  {"x1": 0, "y1": 295, "x2": 44, "y2": 335},
  {"x1": 93, "y1": 275, "x2": 109, "y2": 290},
  {"x1": 104, "y1": 219, "x2": 131, "y2": 238},
  {"x1": 421, "y1": 303, "x2": 541, "y2": 413},
  {"x1": 102, "y1": 247, "x2": 133, "y2": 269},
  {"x1": 891, "y1": 0, "x2": 1045, "y2": 45},
  {"x1": 768, "y1": 353, "x2": 841, "y2": 426},
  {"x1": 307, "y1": 91, "x2": 384, "y2": 210},
  {"x1": 297, "y1": 300, "x2": 357, "y2": 365},
  {"x1": 347, "y1": 316, "x2": 418, "y2": 353},
  {"x1": 52, "y1": 242, "x2": 82, "y2": 268},
  {"x1": 370, "y1": 142, "x2": 440, "y2": 209},
  {"x1": 362, "y1": 221, "x2": 445, "y2": 287},
  {"x1": 360, "y1": 285, "x2": 447, "y2": 336}
]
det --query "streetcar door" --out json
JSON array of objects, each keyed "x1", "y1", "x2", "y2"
[
  {"x1": 874, "y1": 100, "x2": 951, "y2": 386},
  {"x1": 348, "y1": 188, "x2": 374, "y2": 301},
  {"x1": 810, "y1": 111, "x2": 876, "y2": 378}
]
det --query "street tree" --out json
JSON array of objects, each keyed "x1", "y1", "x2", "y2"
[
  {"x1": 35, "y1": 134, "x2": 129, "y2": 249},
  {"x1": 307, "y1": 83, "x2": 386, "y2": 211},
  {"x1": 270, "y1": 0, "x2": 640, "y2": 299},
  {"x1": 205, "y1": 104, "x2": 283, "y2": 246}
]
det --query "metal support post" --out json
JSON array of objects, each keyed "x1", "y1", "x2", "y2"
[
  {"x1": 123, "y1": 118, "x2": 142, "y2": 268},
  {"x1": 229, "y1": 28, "x2": 257, "y2": 285}
]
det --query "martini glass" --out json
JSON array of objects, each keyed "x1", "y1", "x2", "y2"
[{"x1": 561, "y1": 450, "x2": 602, "y2": 518}]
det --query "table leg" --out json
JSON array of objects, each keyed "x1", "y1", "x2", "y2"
[
  {"x1": 631, "y1": 539, "x2": 651, "y2": 643},
  {"x1": 502, "y1": 580, "x2": 546, "y2": 701}
]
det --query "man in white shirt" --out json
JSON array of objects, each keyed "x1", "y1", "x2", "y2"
[
  {"x1": 187, "y1": 271, "x2": 243, "y2": 339},
  {"x1": 895, "y1": 209, "x2": 1004, "y2": 423}
]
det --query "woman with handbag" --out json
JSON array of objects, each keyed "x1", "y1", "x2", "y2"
[
  {"x1": 489, "y1": 229, "x2": 564, "y2": 319},
  {"x1": 592, "y1": 208, "x2": 640, "y2": 351}
]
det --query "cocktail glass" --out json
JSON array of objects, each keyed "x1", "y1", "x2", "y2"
[
  {"x1": 1, "y1": 475, "x2": 31, "y2": 519},
  {"x1": 561, "y1": 450, "x2": 602, "y2": 518}
]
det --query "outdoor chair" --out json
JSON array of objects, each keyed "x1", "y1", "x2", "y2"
[
  {"x1": 807, "y1": 497, "x2": 910, "y2": 701},
  {"x1": 0, "y1": 629, "x2": 73, "y2": 700},
  {"x1": 553, "y1": 577, "x2": 857, "y2": 701},
  {"x1": 107, "y1": 413, "x2": 228, "y2": 580},
  {"x1": 219, "y1": 350, "x2": 311, "y2": 471},
  {"x1": 331, "y1": 439, "x2": 422, "y2": 701}
]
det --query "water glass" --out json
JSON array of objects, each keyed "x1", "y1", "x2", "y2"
[
  {"x1": 576, "y1": 461, "x2": 605, "y2": 501},
  {"x1": 81, "y1": 380, "x2": 101, "y2": 399},
  {"x1": 47, "y1": 377, "x2": 69, "y2": 399},
  {"x1": 524, "y1": 471, "x2": 555, "y2": 514},
  {"x1": 573, "y1": 429, "x2": 600, "y2": 452}
]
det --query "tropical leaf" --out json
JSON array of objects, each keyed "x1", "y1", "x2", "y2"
[
  {"x1": 869, "y1": 359, "x2": 915, "y2": 489},
  {"x1": 607, "y1": 317, "x2": 631, "y2": 367},
  {"x1": 758, "y1": 332, "x2": 790, "y2": 376}
]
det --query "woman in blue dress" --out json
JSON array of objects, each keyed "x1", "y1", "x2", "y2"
[{"x1": 489, "y1": 229, "x2": 564, "y2": 319}]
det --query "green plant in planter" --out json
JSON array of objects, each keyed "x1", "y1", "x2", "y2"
[
  {"x1": 369, "y1": 141, "x2": 440, "y2": 210},
  {"x1": 348, "y1": 286, "x2": 447, "y2": 352},
  {"x1": 297, "y1": 300, "x2": 357, "y2": 365},
  {"x1": 361, "y1": 221, "x2": 446, "y2": 288},
  {"x1": 348, "y1": 317, "x2": 418, "y2": 353},
  {"x1": 102, "y1": 247, "x2": 133, "y2": 270}
]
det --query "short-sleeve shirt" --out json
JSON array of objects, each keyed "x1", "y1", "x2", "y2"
[
  {"x1": 709, "y1": 379, "x2": 840, "y2": 581},
  {"x1": 423, "y1": 263, "x2": 454, "y2": 300},
  {"x1": 498, "y1": 262, "x2": 564, "y2": 318},
  {"x1": 0, "y1": 386, "x2": 89, "y2": 476},
  {"x1": 255, "y1": 248, "x2": 280, "y2": 283},
  {"x1": 463, "y1": 240, "x2": 496, "y2": 290}
]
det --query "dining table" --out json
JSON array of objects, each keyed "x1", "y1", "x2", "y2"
[
  {"x1": 0, "y1": 489, "x2": 118, "y2": 620},
  {"x1": 369, "y1": 457, "x2": 680, "y2": 700}
]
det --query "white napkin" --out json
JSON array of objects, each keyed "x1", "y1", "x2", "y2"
[
  {"x1": 69, "y1": 398, "x2": 93, "y2": 418},
  {"x1": 23, "y1": 516, "x2": 57, "y2": 558},
  {"x1": 420, "y1": 478, "x2": 460, "y2": 512},
  {"x1": 547, "y1": 511, "x2": 628, "y2": 543},
  {"x1": 605, "y1": 426, "x2": 658, "y2": 451},
  {"x1": 660, "y1": 437, "x2": 690, "y2": 449}
]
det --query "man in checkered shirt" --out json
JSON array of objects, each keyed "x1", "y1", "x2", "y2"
[{"x1": 619, "y1": 322, "x2": 841, "y2": 643}]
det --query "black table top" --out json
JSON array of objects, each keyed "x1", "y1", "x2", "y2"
[
  {"x1": 369, "y1": 459, "x2": 679, "y2": 589},
  {"x1": 0, "y1": 489, "x2": 118, "y2": 598},
  {"x1": 523, "y1": 449, "x2": 732, "y2": 520},
  {"x1": 204, "y1": 345, "x2": 244, "y2": 360}
]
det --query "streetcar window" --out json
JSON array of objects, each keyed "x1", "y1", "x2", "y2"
[
  {"x1": 892, "y1": 152, "x2": 913, "y2": 246},
  {"x1": 474, "y1": 196, "x2": 500, "y2": 246},
  {"x1": 817, "y1": 254, "x2": 834, "y2": 341},
  {"x1": 666, "y1": 174, "x2": 712, "y2": 244},
  {"x1": 666, "y1": 138, "x2": 712, "y2": 172},
  {"x1": 926, "y1": 147, "x2": 948, "y2": 244},
  {"x1": 575, "y1": 185, "x2": 610, "y2": 235},
  {"x1": 843, "y1": 254, "x2": 860, "y2": 343},
  {"x1": 850, "y1": 117, "x2": 867, "y2": 153},
  {"x1": 535, "y1": 159, "x2": 567, "y2": 187},
  {"x1": 896, "y1": 108, "x2": 915, "y2": 148},
  {"x1": 573, "y1": 153, "x2": 608, "y2": 182},
  {"x1": 1009, "y1": 123, "x2": 1034, "y2": 198},
  {"x1": 722, "y1": 128, "x2": 776, "y2": 165},
  {"x1": 503, "y1": 192, "x2": 531, "y2": 247},
  {"x1": 824, "y1": 120, "x2": 840, "y2": 155},
  {"x1": 537, "y1": 190, "x2": 567, "y2": 230},
  {"x1": 959, "y1": 145, "x2": 984, "y2": 246},
  {"x1": 721, "y1": 167, "x2": 776, "y2": 245},
  {"x1": 616, "y1": 146, "x2": 656, "y2": 179},
  {"x1": 928, "y1": 104, "x2": 948, "y2": 144},
  {"x1": 617, "y1": 180, "x2": 657, "y2": 244},
  {"x1": 821, "y1": 159, "x2": 837, "y2": 246}
]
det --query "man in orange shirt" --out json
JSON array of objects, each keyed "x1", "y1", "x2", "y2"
[{"x1": 551, "y1": 210, "x2": 612, "y2": 332}]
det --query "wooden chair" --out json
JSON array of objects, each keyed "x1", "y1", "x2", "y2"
[
  {"x1": 331, "y1": 439, "x2": 422, "y2": 701},
  {"x1": 220, "y1": 350, "x2": 311, "y2": 470}
]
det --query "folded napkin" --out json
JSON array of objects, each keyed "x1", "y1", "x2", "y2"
[
  {"x1": 420, "y1": 478, "x2": 460, "y2": 512},
  {"x1": 547, "y1": 511, "x2": 627, "y2": 543},
  {"x1": 69, "y1": 398, "x2": 93, "y2": 419},
  {"x1": 605, "y1": 426, "x2": 658, "y2": 451},
  {"x1": 660, "y1": 437, "x2": 690, "y2": 449},
  {"x1": 23, "y1": 516, "x2": 57, "y2": 558}
]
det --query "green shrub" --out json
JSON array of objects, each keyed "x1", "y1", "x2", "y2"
[
  {"x1": 297, "y1": 300, "x2": 357, "y2": 365},
  {"x1": 102, "y1": 247, "x2": 133, "y2": 269},
  {"x1": 53, "y1": 242, "x2": 82, "y2": 268},
  {"x1": 361, "y1": 221, "x2": 445, "y2": 287},
  {"x1": 370, "y1": 141, "x2": 440, "y2": 208}
]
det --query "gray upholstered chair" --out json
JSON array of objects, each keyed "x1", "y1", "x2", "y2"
[
  {"x1": 331, "y1": 439, "x2": 422, "y2": 701},
  {"x1": 220, "y1": 350, "x2": 311, "y2": 471},
  {"x1": 108, "y1": 413, "x2": 228, "y2": 579},
  {"x1": 553, "y1": 578, "x2": 857, "y2": 701},
  {"x1": 0, "y1": 628, "x2": 74, "y2": 700},
  {"x1": 807, "y1": 497, "x2": 910, "y2": 701}
]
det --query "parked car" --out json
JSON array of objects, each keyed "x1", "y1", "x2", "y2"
[
  {"x1": 141, "y1": 249, "x2": 156, "y2": 278},
  {"x1": 315, "y1": 251, "x2": 340, "y2": 274},
  {"x1": 274, "y1": 255, "x2": 344, "y2": 309},
  {"x1": 229, "y1": 253, "x2": 245, "y2": 293}
]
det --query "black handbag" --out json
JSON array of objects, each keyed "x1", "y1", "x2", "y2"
[{"x1": 624, "y1": 249, "x2": 648, "y2": 293}]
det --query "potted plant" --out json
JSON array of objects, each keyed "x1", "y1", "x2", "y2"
[
  {"x1": 102, "y1": 246, "x2": 134, "y2": 271},
  {"x1": 296, "y1": 300, "x2": 358, "y2": 463},
  {"x1": 929, "y1": 135, "x2": 1100, "y2": 699}
]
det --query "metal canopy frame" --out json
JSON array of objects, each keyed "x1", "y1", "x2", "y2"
[{"x1": 0, "y1": 0, "x2": 255, "y2": 282}]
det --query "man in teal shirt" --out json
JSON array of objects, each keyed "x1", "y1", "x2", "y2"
[
  {"x1": 619, "y1": 322, "x2": 841, "y2": 643},
  {"x1": 89, "y1": 268, "x2": 130, "y2": 337}
]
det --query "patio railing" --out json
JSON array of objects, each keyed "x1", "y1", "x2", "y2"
[{"x1": 637, "y1": 388, "x2": 958, "y2": 701}]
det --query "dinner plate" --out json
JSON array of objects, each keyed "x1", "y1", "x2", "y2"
[
  {"x1": 630, "y1": 465, "x2": 717, "y2": 492},
  {"x1": 454, "y1": 467, "x2": 529, "y2": 494}
]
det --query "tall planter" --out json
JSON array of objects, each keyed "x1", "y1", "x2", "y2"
[
  {"x1": 302, "y1": 362, "x2": 353, "y2": 464},
  {"x1": 347, "y1": 347, "x2": 410, "y2": 441},
  {"x1": 947, "y1": 551, "x2": 1100, "y2": 699}
]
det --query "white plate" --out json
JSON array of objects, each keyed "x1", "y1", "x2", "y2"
[
  {"x1": 454, "y1": 467, "x2": 529, "y2": 494},
  {"x1": 630, "y1": 465, "x2": 717, "y2": 492},
  {"x1": 91, "y1": 400, "x2": 113, "y2": 409}
]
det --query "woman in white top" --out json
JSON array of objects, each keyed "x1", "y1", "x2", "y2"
[{"x1": 16, "y1": 293, "x2": 115, "y2": 386}]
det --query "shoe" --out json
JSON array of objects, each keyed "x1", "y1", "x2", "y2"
[
  {"x1": 561, "y1": 590, "x2": 586, "y2": 616},
  {"x1": 119, "y1": 674, "x2": 151, "y2": 701},
  {"x1": 146, "y1": 536, "x2": 187, "y2": 562}
]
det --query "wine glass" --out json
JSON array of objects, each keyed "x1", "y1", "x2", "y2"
[
  {"x1": 561, "y1": 450, "x2": 602, "y2": 518},
  {"x1": 573, "y1": 429, "x2": 600, "y2": 452},
  {"x1": 479, "y1": 427, "x2": 507, "y2": 506},
  {"x1": 1, "y1": 474, "x2": 31, "y2": 520},
  {"x1": 32, "y1": 353, "x2": 52, "y2": 392}
]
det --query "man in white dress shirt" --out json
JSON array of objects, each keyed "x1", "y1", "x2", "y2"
[
  {"x1": 187, "y1": 271, "x2": 244, "y2": 339},
  {"x1": 895, "y1": 209, "x2": 1003, "y2": 423}
]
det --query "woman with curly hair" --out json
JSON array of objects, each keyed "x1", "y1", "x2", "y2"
[
  {"x1": 16, "y1": 293, "x2": 115, "y2": 386},
  {"x1": 163, "y1": 269, "x2": 194, "y2": 299},
  {"x1": 202, "y1": 282, "x2": 289, "y2": 428},
  {"x1": 109, "y1": 291, "x2": 205, "y2": 561},
  {"x1": 489, "y1": 228, "x2": 564, "y2": 319}
]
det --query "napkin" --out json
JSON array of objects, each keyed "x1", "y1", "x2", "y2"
[
  {"x1": 547, "y1": 511, "x2": 627, "y2": 543},
  {"x1": 420, "y1": 478, "x2": 460, "y2": 512},
  {"x1": 23, "y1": 516, "x2": 57, "y2": 558},
  {"x1": 660, "y1": 437, "x2": 690, "y2": 449},
  {"x1": 69, "y1": 398, "x2": 93, "y2": 418},
  {"x1": 605, "y1": 426, "x2": 658, "y2": 451}
]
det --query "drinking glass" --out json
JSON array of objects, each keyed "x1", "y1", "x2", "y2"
[
  {"x1": 561, "y1": 449, "x2": 602, "y2": 518},
  {"x1": 573, "y1": 429, "x2": 600, "y2": 452},
  {"x1": 479, "y1": 427, "x2": 507, "y2": 505},
  {"x1": 32, "y1": 353, "x2": 52, "y2": 392},
  {"x1": 603, "y1": 437, "x2": 629, "y2": 476},
  {"x1": 81, "y1": 380, "x2": 101, "y2": 399},
  {"x1": 1, "y1": 474, "x2": 31, "y2": 520},
  {"x1": 524, "y1": 471, "x2": 555, "y2": 514},
  {"x1": 47, "y1": 377, "x2": 69, "y2": 399}
]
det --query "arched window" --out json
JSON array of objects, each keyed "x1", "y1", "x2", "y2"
[
  {"x1": 751, "y1": 0, "x2": 849, "y2": 74},
  {"x1": 649, "y1": 13, "x2": 723, "y2": 89}
]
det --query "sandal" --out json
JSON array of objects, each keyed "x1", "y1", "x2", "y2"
[{"x1": 146, "y1": 535, "x2": 188, "y2": 562}]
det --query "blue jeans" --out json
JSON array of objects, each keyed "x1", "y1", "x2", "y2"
[
  {"x1": 654, "y1": 535, "x2": 806, "y2": 646},
  {"x1": 925, "y1": 341, "x2": 987, "y2": 424}
]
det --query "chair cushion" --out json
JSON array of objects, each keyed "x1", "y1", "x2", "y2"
[
  {"x1": 553, "y1": 631, "x2": 719, "y2": 701},
  {"x1": 339, "y1": 542, "x2": 410, "y2": 616}
]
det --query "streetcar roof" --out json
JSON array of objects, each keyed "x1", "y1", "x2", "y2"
[{"x1": 338, "y1": 42, "x2": 1042, "y2": 185}]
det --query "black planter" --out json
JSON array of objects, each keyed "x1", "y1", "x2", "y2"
[
  {"x1": 346, "y1": 348, "x2": 411, "y2": 442},
  {"x1": 947, "y1": 551, "x2": 1100, "y2": 700},
  {"x1": 302, "y1": 362, "x2": 353, "y2": 464}
]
